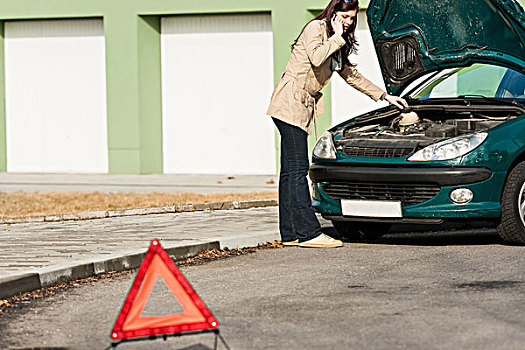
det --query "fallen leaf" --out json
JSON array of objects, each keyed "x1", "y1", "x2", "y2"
[{"x1": 266, "y1": 240, "x2": 284, "y2": 248}]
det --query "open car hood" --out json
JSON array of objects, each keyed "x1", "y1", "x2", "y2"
[{"x1": 367, "y1": 0, "x2": 525, "y2": 95}]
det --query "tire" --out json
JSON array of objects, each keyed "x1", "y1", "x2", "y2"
[
  {"x1": 497, "y1": 161, "x2": 525, "y2": 245},
  {"x1": 332, "y1": 221, "x2": 392, "y2": 241}
]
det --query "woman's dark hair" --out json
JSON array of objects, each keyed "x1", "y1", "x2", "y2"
[{"x1": 292, "y1": 0, "x2": 359, "y2": 66}]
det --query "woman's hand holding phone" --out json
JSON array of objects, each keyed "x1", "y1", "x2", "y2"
[{"x1": 331, "y1": 14, "x2": 345, "y2": 37}]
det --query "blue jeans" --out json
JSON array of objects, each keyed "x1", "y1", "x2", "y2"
[{"x1": 273, "y1": 118, "x2": 322, "y2": 243}]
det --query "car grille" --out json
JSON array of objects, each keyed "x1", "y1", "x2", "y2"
[
  {"x1": 320, "y1": 181, "x2": 441, "y2": 206},
  {"x1": 343, "y1": 145, "x2": 415, "y2": 158},
  {"x1": 339, "y1": 139, "x2": 419, "y2": 158}
]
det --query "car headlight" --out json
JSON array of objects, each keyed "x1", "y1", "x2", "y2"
[
  {"x1": 313, "y1": 131, "x2": 336, "y2": 159},
  {"x1": 408, "y1": 132, "x2": 488, "y2": 161}
]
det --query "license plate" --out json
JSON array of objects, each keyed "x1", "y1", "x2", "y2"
[{"x1": 341, "y1": 199, "x2": 402, "y2": 218}]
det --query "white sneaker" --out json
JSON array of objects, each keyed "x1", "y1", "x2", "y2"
[
  {"x1": 299, "y1": 233, "x2": 343, "y2": 248},
  {"x1": 282, "y1": 239, "x2": 299, "y2": 246}
]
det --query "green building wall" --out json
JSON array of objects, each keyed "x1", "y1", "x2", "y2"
[{"x1": 0, "y1": 0, "x2": 371, "y2": 173}]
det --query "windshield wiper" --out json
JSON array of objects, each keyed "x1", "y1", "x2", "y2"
[
  {"x1": 458, "y1": 95, "x2": 523, "y2": 107},
  {"x1": 494, "y1": 98, "x2": 525, "y2": 107},
  {"x1": 458, "y1": 94, "x2": 487, "y2": 99}
]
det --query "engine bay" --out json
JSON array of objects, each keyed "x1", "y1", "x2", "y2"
[{"x1": 336, "y1": 104, "x2": 525, "y2": 152}]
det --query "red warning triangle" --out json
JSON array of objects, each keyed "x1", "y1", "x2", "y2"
[{"x1": 110, "y1": 239, "x2": 219, "y2": 342}]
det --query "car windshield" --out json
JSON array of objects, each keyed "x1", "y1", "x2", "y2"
[{"x1": 409, "y1": 64, "x2": 525, "y2": 101}]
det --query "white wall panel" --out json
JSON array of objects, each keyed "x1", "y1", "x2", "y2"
[
  {"x1": 5, "y1": 19, "x2": 108, "y2": 173},
  {"x1": 331, "y1": 13, "x2": 388, "y2": 126},
  {"x1": 161, "y1": 14, "x2": 276, "y2": 175}
]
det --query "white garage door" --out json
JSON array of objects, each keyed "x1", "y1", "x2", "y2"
[
  {"x1": 331, "y1": 13, "x2": 388, "y2": 126},
  {"x1": 4, "y1": 19, "x2": 108, "y2": 173},
  {"x1": 161, "y1": 14, "x2": 276, "y2": 175}
]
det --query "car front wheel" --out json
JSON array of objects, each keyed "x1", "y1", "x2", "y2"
[
  {"x1": 332, "y1": 221, "x2": 392, "y2": 241},
  {"x1": 498, "y1": 161, "x2": 525, "y2": 245}
]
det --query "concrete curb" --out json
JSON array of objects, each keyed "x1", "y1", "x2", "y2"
[
  {"x1": 0, "y1": 231, "x2": 280, "y2": 300},
  {"x1": 0, "y1": 199, "x2": 278, "y2": 225},
  {"x1": 0, "y1": 242, "x2": 216, "y2": 299},
  {"x1": 218, "y1": 231, "x2": 280, "y2": 250},
  {"x1": 0, "y1": 273, "x2": 42, "y2": 300}
]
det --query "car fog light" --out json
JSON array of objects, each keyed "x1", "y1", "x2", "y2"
[{"x1": 450, "y1": 188, "x2": 473, "y2": 204}]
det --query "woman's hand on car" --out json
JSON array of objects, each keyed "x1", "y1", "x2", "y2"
[
  {"x1": 385, "y1": 94, "x2": 409, "y2": 109},
  {"x1": 331, "y1": 15, "x2": 345, "y2": 37}
]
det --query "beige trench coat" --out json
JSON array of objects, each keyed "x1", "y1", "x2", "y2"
[{"x1": 267, "y1": 19, "x2": 386, "y2": 135}]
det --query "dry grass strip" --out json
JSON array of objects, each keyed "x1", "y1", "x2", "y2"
[{"x1": 0, "y1": 191, "x2": 277, "y2": 219}]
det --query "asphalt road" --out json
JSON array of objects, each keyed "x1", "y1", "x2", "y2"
[{"x1": 1, "y1": 228, "x2": 524, "y2": 350}]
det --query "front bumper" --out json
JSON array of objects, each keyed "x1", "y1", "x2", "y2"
[
  {"x1": 310, "y1": 165, "x2": 505, "y2": 220},
  {"x1": 309, "y1": 165, "x2": 492, "y2": 185}
]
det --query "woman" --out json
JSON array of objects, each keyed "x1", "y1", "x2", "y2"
[{"x1": 267, "y1": 0, "x2": 408, "y2": 248}]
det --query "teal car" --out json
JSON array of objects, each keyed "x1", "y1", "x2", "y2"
[{"x1": 310, "y1": 0, "x2": 525, "y2": 244}]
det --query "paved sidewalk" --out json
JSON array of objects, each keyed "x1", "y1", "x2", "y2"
[
  {"x1": 0, "y1": 173, "x2": 278, "y2": 193},
  {"x1": 0, "y1": 207, "x2": 280, "y2": 299}
]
